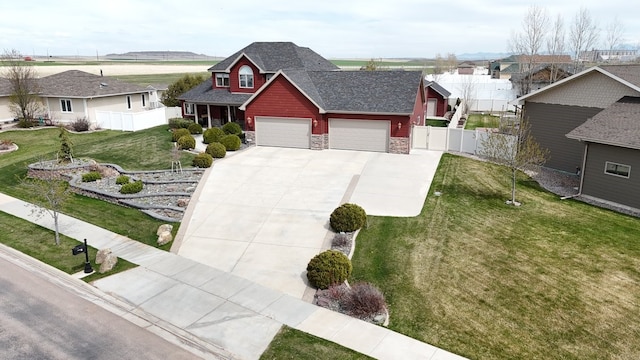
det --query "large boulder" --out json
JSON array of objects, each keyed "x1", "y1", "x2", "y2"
[
  {"x1": 95, "y1": 248, "x2": 112, "y2": 264},
  {"x1": 157, "y1": 231, "x2": 173, "y2": 246},
  {"x1": 99, "y1": 253, "x2": 118, "y2": 273},
  {"x1": 156, "y1": 224, "x2": 173, "y2": 236}
]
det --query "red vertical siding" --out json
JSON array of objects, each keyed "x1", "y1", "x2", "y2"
[
  {"x1": 244, "y1": 76, "x2": 321, "y2": 132},
  {"x1": 230, "y1": 57, "x2": 265, "y2": 93},
  {"x1": 411, "y1": 86, "x2": 426, "y2": 126}
]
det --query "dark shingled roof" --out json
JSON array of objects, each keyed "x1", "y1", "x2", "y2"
[
  {"x1": 425, "y1": 81, "x2": 451, "y2": 98},
  {"x1": 600, "y1": 65, "x2": 640, "y2": 88},
  {"x1": 566, "y1": 96, "x2": 640, "y2": 150},
  {"x1": 209, "y1": 42, "x2": 338, "y2": 73},
  {"x1": 39, "y1": 70, "x2": 148, "y2": 98},
  {"x1": 0, "y1": 77, "x2": 11, "y2": 96},
  {"x1": 277, "y1": 70, "x2": 423, "y2": 114},
  {"x1": 178, "y1": 78, "x2": 251, "y2": 105}
]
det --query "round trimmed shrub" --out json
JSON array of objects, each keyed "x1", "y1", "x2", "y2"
[
  {"x1": 222, "y1": 122, "x2": 242, "y2": 135},
  {"x1": 82, "y1": 171, "x2": 102, "y2": 182},
  {"x1": 177, "y1": 134, "x2": 196, "y2": 150},
  {"x1": 188, "y1": 123, "x2": 203, "y2": 134},
  {"x1": 168, "y1": 118, "x2": 192, "y2": 129},
  {"x1": 202, "y1": 127, "x2": 225, "y2": 144},
  {"x1": 219, "y1": 134, "x2": 241, "y2": 151},
  {"x1": 192, "y1": 153, "x2": 213, "y2": 168},
  {"x1": 206, "y1": 142, "x2": 226, "y2": 158},
  {"x1": 115, "y1": 175, "x2": 130, "y2": 185},
  {"x1": 120, "y1": 180, "x2": 143, "y2": 194},
  {"x1": 172, "y1": 128, "x2": 190, "y2": 142},
  {"x1": 306, "y1": 250, "x2": 352, "y2": 290},
  {"x1": 329, "y1": 203, "x2": 367, "y2": 232}
]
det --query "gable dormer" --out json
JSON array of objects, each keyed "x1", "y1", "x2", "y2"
[{"x1": 229, "y1": 56, "x2": 265, "y2": 93}]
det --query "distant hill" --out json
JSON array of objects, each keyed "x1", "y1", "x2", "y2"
[{"x1": 105, "y1": 51, "x2": 219, "y2": 61}]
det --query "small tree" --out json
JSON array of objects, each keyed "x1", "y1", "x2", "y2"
[
  {"x1": 20, "y1": 171, "x2": 72, "y2": 246},
  {"x1": 1, "y1": 49, "x2": 43, "y2": 121},
  {"x1": 57, "y1": 127, "x2": 73, "y2": 163},
  {"x1": 479, "y1": 116, "x2": 548, "y2": 205},
  {"x1": 161, "y1": 74, "x2": 206, "y2": 107}
]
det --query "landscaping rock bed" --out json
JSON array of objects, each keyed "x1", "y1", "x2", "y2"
[{"x1": 28, "y1": 159, "x2": 204, "y2": 222}]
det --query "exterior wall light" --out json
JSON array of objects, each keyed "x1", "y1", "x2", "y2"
[
  {"x1": 313, "y1": 119, "x2": 318, "y2": 127},
  {"x1": 397, "y1": 122, "x2": 402, "y2": 129}
]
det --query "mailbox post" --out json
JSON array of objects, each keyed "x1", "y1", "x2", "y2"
[{"x1": 72, "y1": 238, "x2": 93, "y2": 274}]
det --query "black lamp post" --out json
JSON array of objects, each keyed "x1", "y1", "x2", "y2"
[{"x1": 72, "y1": 238, "x2": 94, "y2": 274}]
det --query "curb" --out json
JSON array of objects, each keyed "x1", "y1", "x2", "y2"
[{"x1": 0, "y1": 242, "x2": 235, "y2": 360}]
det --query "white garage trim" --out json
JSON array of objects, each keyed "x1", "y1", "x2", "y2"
[
  {"x1": 255, "y1": 116, "x2": 311, "y2": 149},
  {"x1": 329, "y1": 119, "x2": 389, "y2": 152}
]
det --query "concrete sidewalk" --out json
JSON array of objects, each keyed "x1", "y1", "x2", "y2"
[{"x1": 0, "y1": 192, "x2": 466, "y2": 360}]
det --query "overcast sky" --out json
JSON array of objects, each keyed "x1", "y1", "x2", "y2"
[{"x1": 2, "y1": 1, "x2": 639, "y2": 59}]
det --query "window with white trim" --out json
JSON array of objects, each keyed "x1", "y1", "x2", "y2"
[
  {"x1": 239, "y1": 65, "x2": 254, "y2": 88},
  {"x1": 216, "y1": 73, "x2": 230, "y2": 87},
  {"x1": 184, "y1": 103, "x2": 194, "y2": 115},
  {"x1": 141, "y1": 93, "x2": 146, "y2": 107},
  {"x1": 60, "y1": 99, "x2": 72, "y2": 113},
  {"x1": 126, "y1": 95, "x2": 132, "y2": 109},
  {"x1": 605, "y1": 161, "x2": 630, "y2": 178}
]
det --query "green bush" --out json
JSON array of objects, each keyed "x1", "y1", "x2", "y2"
[
  {"x1": 188, "y1": 123, "x2": 203, "y2": 134},
  {"x1": 219, "y1": 134, "x2": 241, "y2": 151},
  {"x1": 202, "y1": 127, "x2": 225, "y2": 144},
  {"x1": 119, "y1": 180, "x2": 143, "y2": 194},
  {"x1": 329, "y1": 203, "x2": 367, "y2": 232},
  {"x1": 115, "y1": 175, "x2": 130, "y2": 185},
  {"x1": 177, "y1": 134, "x2": 196, "y2": 150},
  {"x1": 171, "y1": 128, "x2": 190, "y2": 142},
  {"x1": 222, "y1": 122, "x2": 242, "y2": 135},
  {"x1": 192, "y1": 153, "x2": 213, "y2": 168},
  {"x1": 306, "y1": 250, "x2": 352, "y2": 290},
  {"x1": 206, "y1": 142, "x2": 226, "y2": 158},
  {"x1": 168, "y1": 118, "x2": 192, "y2": 129},
  {"x1": 81, "y1": 171, "x2": 102, "y2": 182}
]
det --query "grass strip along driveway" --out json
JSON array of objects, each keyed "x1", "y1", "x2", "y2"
[{"x1": 351, "y1": 154, "x2": 640, "y2": 359}]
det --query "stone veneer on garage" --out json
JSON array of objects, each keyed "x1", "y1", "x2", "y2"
[
  {"x1": 389, "y1": 137, "x2": 410, "y2": 154},
  {"x1": 311, "y1": 134, "x2": 329, "y2": 150}
]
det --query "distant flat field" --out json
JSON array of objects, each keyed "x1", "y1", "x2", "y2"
[{"x1": 32, "y1": 64, "x2": 211, "y2": 76}]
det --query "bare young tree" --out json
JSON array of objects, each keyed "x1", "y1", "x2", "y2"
[
  {"x1": 1, "y1": 49, "x2": 43, "y2": 122},
  {"x1": 432, "y1": 53, "x2": 446, "y2": 81},
  {"x1": 20, "y1": 168, "x2": 72, "y2": 246},
  {"x1": 546, "y1": 14, "x2": 566, "y2": 83},
  {"x1": 605, "y1": 16, "x2": 625, "y2": 63},
  {"x1": 508, "y1": 5, "x2": 549, "y2": 95},
  {"x1": 479, "y1": 116, "x2": 548, "y2": 206},
  {"x1": 569, "y1": 7, "x2": 599, "y2": 69},
  {"x1": 458, "y1": 75, "x2": 477, "y2": 114},
  {"x1": 446, "y1": 53, "x2": 458, "y2": 73}
]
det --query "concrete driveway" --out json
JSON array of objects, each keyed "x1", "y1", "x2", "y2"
[{"x1": 174, "y1": 147, "x2": 442, "y2": 298}]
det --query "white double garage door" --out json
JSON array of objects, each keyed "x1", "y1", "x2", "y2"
[{"x1": 254, "y1": 117, "x2": 390, "y2": 152}]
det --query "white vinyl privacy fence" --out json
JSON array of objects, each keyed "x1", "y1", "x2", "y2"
[
  {"x1": 96, "y1": 107, "x2": 176, "y2": 131},
  {"x1": 412, "y1": 126, "x2": 517, "y2": 155}
]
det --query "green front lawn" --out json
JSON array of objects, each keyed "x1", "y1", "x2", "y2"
[
  {"x1": 350, "y1": 154, "x2": 640, "y2": 359},
  {"x1": 260, "y1": 326, "x2": 373, "y2": 359},
  {"x1": 0, "y1": 126, "x2": 195, "y2": 245}
]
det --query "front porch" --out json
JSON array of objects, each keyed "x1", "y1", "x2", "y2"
[{"x1": 184, "y1": 103, "x2": 245, "y2": 129}]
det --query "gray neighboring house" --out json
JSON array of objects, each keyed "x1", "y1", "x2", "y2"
[
  {"x1": 514, "y1": 64, "x2": 640, "y2": 211},
  {"x1": 177, "y1": 41, "x2": 339, "y2": 128}
]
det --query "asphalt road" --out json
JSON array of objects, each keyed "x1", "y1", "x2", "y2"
[{"x1": 0, "y1": 258, "x2": 198, "y2": 360}]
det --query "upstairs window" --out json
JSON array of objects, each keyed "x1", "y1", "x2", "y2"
[
  {"x1": 239, "y1": 65, "x2": 254, "y2": 88},
  {"x1": 216, "y1": 73, "x2": 230, "y2": 87},
  {"x1": 605, "y1": 161, "x2": 630, "y2": 178}
]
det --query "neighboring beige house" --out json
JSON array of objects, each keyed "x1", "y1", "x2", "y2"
[
  {"x1": 39, "y1": 70, "x2": 151, "y2": 123},
  {"x1": 0, "y1": 70, "x2": 170, "y2": 130}
]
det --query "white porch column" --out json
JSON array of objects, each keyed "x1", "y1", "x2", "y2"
[
  {"x1": 226, "y1": 105, "x2": 231, "y2": 123},
  {"x1": 83, "y1": 99, "x2": 89, "y2": 120},
  {"x1": 194, "y1": 104, "x2": 198, "y2": 123},
  {"x1": 207, "y1": 105, "x2": 211, "y2": 128}
]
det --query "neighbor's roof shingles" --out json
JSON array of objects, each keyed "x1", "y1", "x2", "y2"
[
  {"x1": 566, "y1": 96, "x2": 640, "y2": 150},
  {"x1": 208, "y1": 42, "x2": 338, "y2": 73},
  {"x1": 38, "y1": 70, "x2": 148, "y2": 98}
]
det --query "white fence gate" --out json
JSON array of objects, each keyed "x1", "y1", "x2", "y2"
[
  {"x1": 412, "y1": 126, "x2": 502, "y2": 155},
  {"x1": 96, "y1": 107, "x2": 172, "y2": 131}
]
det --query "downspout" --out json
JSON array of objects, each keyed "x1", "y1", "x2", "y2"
[{"x1": 561, "y1": 142, "x2": 587, "y2": 200}]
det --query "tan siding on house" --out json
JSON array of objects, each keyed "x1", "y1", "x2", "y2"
[
  {"x1": 0, "y1": 96, "x2": 14, "y2": 121},
  {"x1": 45, "y1": 95, "x2": 146, "y2": 123},
  {"x1": 48, "y1": 98, "x2": 85, "y2": 122},
  {"x1": 582, "y1": 143, "x2": 640, "y2": 210},
  {"x1": 528, "y1": 72, "x2": 640, "y2": 108}
]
